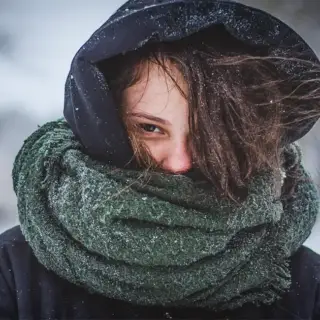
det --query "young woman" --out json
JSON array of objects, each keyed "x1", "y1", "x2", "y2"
[{"x1": 1, "y1": 0, "x2": 320, "y2": 319}]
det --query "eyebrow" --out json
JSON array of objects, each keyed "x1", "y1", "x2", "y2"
[{"x1": 128, "y1": 112, "x2": 171, "y2": 126}]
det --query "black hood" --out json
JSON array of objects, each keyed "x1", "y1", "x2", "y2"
[{"x1": 63, "y1": 0, "x2": 320, "y2": 168}]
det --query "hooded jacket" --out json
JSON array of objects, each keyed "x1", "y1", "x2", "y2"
[
  {"x1": 1, "y1": 0, "x2": 320, "y2": 319},
  {"x1": 63, "y1": 0, "x2": 320, "y2": 168}
]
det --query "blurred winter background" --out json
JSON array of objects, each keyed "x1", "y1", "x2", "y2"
[{"x1": 0, "y1": 0, "x2": 319, "y2": 252}]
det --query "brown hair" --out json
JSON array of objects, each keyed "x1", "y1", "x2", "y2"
[{"x1": 100, "y1": 25, "x2": 320, "y2": 201}]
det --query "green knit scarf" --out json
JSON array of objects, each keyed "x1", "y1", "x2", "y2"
[{"x1": 13, "y1": 120, "x2": 319, "y2": 311}]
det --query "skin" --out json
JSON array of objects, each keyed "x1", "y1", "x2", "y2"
[{"x1": 122, "y1": 62, "x2": 193, "y2": 174}]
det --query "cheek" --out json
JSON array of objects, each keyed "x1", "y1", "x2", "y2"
[{"x1": 144, "y1": 140, "x2": 169, "y2": 162}]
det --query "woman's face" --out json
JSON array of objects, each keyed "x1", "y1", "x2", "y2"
[{"x1": 122, "y1": 62, "x2": 192, "y2": 174}]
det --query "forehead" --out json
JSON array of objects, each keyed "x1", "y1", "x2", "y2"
[{"x1": 122, "y1": 62, "x2": 188, "y2": 113}]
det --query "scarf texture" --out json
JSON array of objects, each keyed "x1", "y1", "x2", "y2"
[{"x1": 13, "y1": 120, "x2": 319, "y2": 311}]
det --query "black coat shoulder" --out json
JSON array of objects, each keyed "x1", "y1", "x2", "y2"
[
  {"x1": 0, "y1": 225, "x2": 320, "y2": 319},
  {"x1": 279, "y1": 241, "x2": 320, "y2": 319}
]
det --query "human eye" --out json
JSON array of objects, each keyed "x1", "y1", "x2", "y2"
[{"x1": 139, "y1": 123, "x2": 162, "y2": 134}]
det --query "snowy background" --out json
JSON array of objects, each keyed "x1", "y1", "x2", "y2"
[{"x1": 0, "y1": 0, "x2": 319, "y2": 252}]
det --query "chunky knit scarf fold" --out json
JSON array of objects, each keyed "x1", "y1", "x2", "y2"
[{"x1": 13, "y1": 120, "x2": 319, "y2": 311}]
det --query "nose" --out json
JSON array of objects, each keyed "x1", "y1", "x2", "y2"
[{"x1": 161, "y1": 141, "x2": 192, "y2": 174}]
